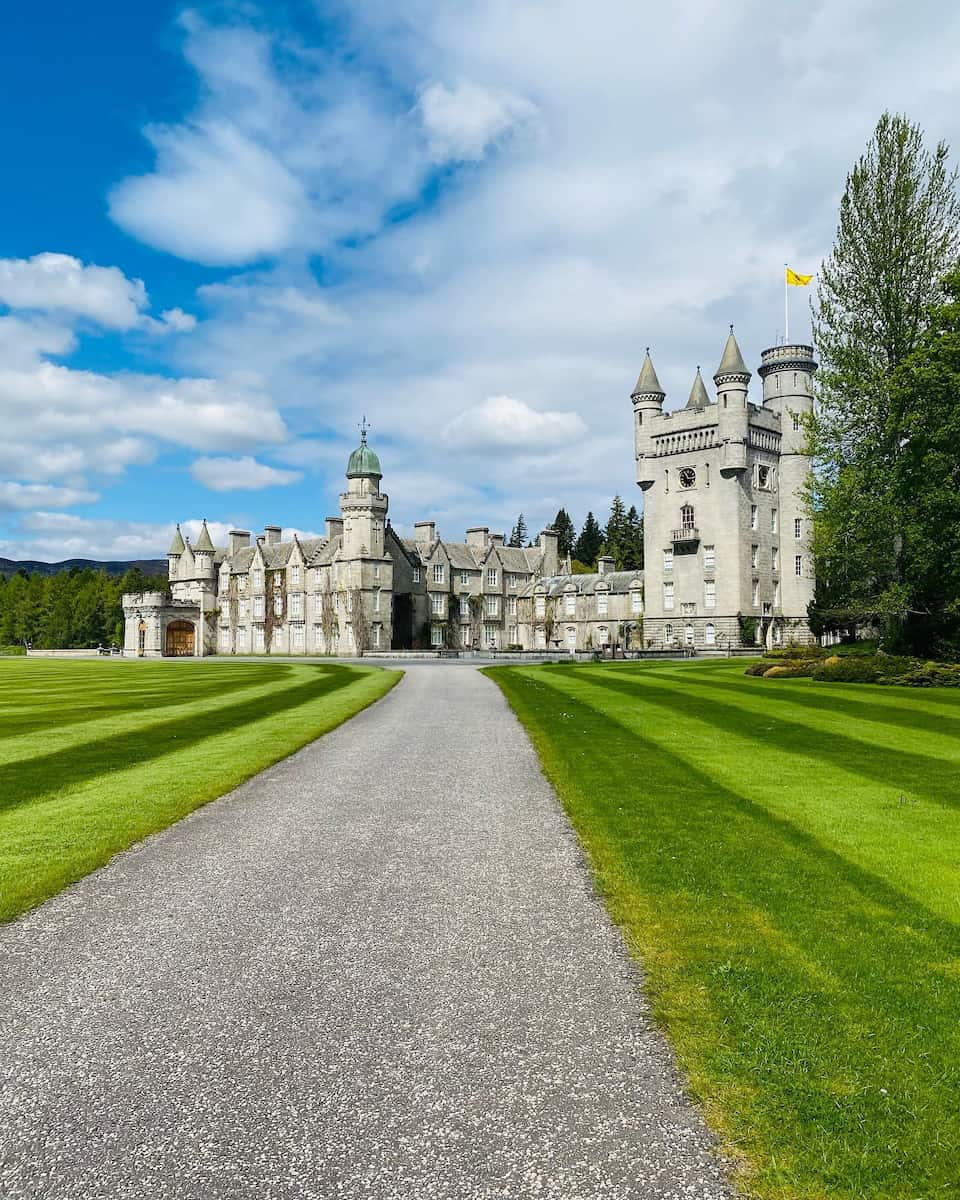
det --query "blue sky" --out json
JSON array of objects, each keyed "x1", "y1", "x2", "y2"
[{"x1": 2, "y1": 0, "x2": 959, "y2": 560}]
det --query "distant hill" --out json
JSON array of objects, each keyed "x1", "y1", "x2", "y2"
[{"x1": 0, "y1": 557, "x2": 167, "y2": 578}]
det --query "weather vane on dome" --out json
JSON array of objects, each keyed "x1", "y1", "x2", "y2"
[{"x1": 359, "y1": 414, "x2": 370, "y2": 443}]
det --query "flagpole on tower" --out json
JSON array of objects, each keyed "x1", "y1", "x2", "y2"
[{"x1": 784, "y1": 262, "x2": 789, "y2": 343}]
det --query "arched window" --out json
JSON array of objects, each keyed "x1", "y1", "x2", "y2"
[
  {"x1": 704, "y1": 622, "x2": 716, "y2": 646},
  {"x1": 684, "y1": 623, "x2": 694, "y2": 646},
  {"x1": 664, "y1": 623, "x2": 674, "y2": 644},
  {"x1": 680, "y1": 504, "x2": 695, "y2": 534}
]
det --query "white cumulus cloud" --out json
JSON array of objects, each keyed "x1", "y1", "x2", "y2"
[
  {"x1": 189, "y1": 455, "x2": 303, "y2": 491},
  {"x1": 0, "y1": 482, "x2": 99, "y2": 512},
  {"x1": 443, "y1": 395, "x2": 586, "y2": 452},
  {"x1": 0, "y1": 253, "x2": 148, "y2": 329},
  {"x1": 417, "y1": 80, "x2": 539, "y2": 163}
]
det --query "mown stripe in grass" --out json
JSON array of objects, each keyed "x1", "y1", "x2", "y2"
[
  {"x1": 487, "y1": 663, "x2": 960, "y2": 1200},
  {"x1": 0, "y1": 668, "x2": 360, "y2": 815},
  {"x1": 632, "y1": 663, "x2": 960, "y2": 743},
  {"x1": 565, "y1": 667, "x2": 960, "y2": 809}
]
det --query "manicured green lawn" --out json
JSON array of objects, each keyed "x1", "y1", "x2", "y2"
[
  {"x1": 485, "y1": 658, "x2": 960, "y2": 1200},
  {"x1": 0, "y1": 658, "x2": 400, "y2": 923}
]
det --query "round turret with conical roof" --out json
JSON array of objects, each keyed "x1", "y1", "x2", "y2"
[{"x1": 686, "y1": 368, "x2": 710, "y2": 410}]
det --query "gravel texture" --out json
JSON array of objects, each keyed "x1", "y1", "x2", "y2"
[{"x1": 0, "y1": 664, "x2": 734, "y2": 1199}]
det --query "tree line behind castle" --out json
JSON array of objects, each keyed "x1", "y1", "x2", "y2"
[{"x1": 0, "y1": 500, "x2": 638, "y2": 651}]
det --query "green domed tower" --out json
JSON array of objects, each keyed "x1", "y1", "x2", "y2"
[{"x1": 338, "y1": 417, "x2": 393, "y2": 652}]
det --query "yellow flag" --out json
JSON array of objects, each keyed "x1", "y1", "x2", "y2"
[{"x1": 786, "y1": 267, "x2": 813, "y2": 286}]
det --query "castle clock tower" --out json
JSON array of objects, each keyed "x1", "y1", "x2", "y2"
[{"x1": 338, "y1": 418, "x2": 393, "y2": 651}]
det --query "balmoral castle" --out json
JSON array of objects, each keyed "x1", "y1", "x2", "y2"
[{"x1": 122, "y1": 331, "x2": 816, "y2": 656}]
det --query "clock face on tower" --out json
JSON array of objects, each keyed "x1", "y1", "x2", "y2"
[{"x1": 679, "y1": 467, "x2": 696, "y2": 489}]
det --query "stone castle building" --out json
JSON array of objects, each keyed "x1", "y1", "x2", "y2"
[
  {"x1": 123, "y1": 330, "x2": 816, "y2": 656},
  {"x1": 633, "y1": 331, "x2": 817, "y2": 650}
]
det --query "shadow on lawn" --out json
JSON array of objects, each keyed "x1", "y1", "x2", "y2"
[{"x1": 0, "y1": 665, "x2": 358, "y2": 814}]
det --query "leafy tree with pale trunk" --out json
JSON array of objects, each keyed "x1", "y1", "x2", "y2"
[{"x1": 809, "y1": 112, "x2": 960, "y2": 639}]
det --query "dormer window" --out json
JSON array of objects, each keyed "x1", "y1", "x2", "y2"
[{"x1": 433, "y1": 563, "x2": 444, "y2": 584}]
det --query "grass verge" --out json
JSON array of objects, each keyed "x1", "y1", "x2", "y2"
[
  {"x1": 0, "y1": 658, "x2": 400, "y2": 923},
  {"x1": 484, "y1": 658, "x2": 960, "y2": 1200}
]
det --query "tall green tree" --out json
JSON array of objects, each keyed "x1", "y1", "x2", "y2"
[
  {"x1": 809, "y1": 111, "x2": 960, "y2": 633},
  {"x1": 508, "y1": 513, "x2": 528, "y2": 548},
  {"x1": 551, "y1": 508, "x2": 577, "y2": 558},
  {"x1": 886, "y1": 271, "x2": 960, "y2": 655},
  {"x1": 625, "y1": 504, "x2": 644, "y2": 571},
  {"x1": 601, "y1": 495, "x2": 629, "y2": 567},
  {"x1": 573, "y1": 512, "x2": 603, "y2": 567}
]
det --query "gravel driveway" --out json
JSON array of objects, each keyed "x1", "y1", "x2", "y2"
[{"x1": 0, "y1": 664, "x2": 733, "y2": 1199}]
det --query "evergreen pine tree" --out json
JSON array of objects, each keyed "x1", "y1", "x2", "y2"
[
  {"x1": 573, "y1": 512, "x2": 603, "y2": 567},
  {"x1": 551, "y1": 508, "x2": 577, "y2": 558},
  {"x1": 508, "y1": 513, "x2": 528, "y2": 547},
  {"x1": 602, "y1": 495, "x2": 629, "y2": 567}
]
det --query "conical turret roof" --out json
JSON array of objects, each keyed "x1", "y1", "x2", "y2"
[
  {"x1": 194, "y1": 520, "x2": 215, "y2": 553},
  {"x1": 168, "y1": 524, "x2": 185, "y2": 555},
  {"x1": 686, "y1": 368, "x2": 710, "y2": 410},
  {"x1": 714, "y1": 326, "x2": 751, "y2": 382},
  {"x1": 631, "y1": 349, "x2": 664, "y2": 397}
]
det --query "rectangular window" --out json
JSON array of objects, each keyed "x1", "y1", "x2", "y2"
[
  {"x1": 412, "y1": 567, "x2": 421, "y2": 583},
  {"x1": 771, "y1": 509, "x2": 778, "y2": 533},
  {"x1": 254, "y1": 625, "x2": 265, "y2": 650},
  {"x1": 487, "y1": 568, "x2": 498, "y2": 587},
  {"x1": 254, "y1": 596, "x2": 264, "y2": 620},
  {"x1": 794, "y1": 517, "x2": 802, "y2": 540},
  {"x1": 681, "y1": 602, "x2": 695, "y2": 616},
  {"x1": 274, "y1": 594, "x2": 283, "y2": 617},
  {"x1": 565, "y1": 593, "x2": 576, "y2": 616},
  {"x1": 373, "y1": 590, "x2": 380, "y2": 614},
  {"x1": 663, "y1": 582, "x2": 675, "y2": 610},
  {"x1": 460, "y1": 570, "x2": 469, "y2": 585},
  {"x1": 663, "y1": 549, "x2": 673, "y2": 571},
  {"x1": 508, "y1": 573, "x2": 517, "y2": 589},
  {"x1": 762, "y1": 602, "x2": 772, "y2": 617},
  {"x1": 750, "y1": 505, "x2": 758, "y2": 530},
  {"x1": 507, "y1": 595, "x2": 517, "y2": 616},
  {"x1": 238, "y1": 574, "x2": 247, "y2": 593},
  {"x1": 774, "y1": 580, "x2": 781, "y2": 606},
  {"x1": 484, "y1": 623, "x2": 497, "y2": 647},
  {"x1": 752, "y1": 580, "x2": 759, "y2": 607},
  {"x1": 290, "y1": 594, "x2": 303, "y2": 619},
  {"x1": 431, "y1": 593, "x2": 444, "y2": 615},
  {"x1": 703, "y1": 545, "x2": 715, "y2": 570},
  {"x1": 597, "y1": 593, "x2": 608, "y2": 616},
  {"x1": 704, "y1": 580, "x2": 716, "y2": 608},
  {"x1": 291, "y1": 565, "x2": 301, "y2": 586},
  {"x1": 433, "y1": 563, "x2": 444, "y2": 583},
  {"x1": 535, "y1": 595, "x2": 546, "y2": 618},
  {"x1": 239, "y1": 598, "x2": 249, "y2": 619},
  {"x1": 792, "y1": 412, "x2": 801, "y2": 432},
  {"x1": 431, "y1": 624, "x2": 444, "y2": 646},
  {"x1": 238, "y1": 626, "x2": 248, "y2": 650},
  {"x1": 485, "y1": 595, "x2": 499, "y2": 617},
  {"x1": 772, "y1": 546, "x2": 779, "y2": 570},
  {"x1": 293, "y1": 624, "x2": 305, "y2": 649},
  {"x1": 751, "y1": 544, "x2": 759, "y2": 569},
  {"x1": 373, "y1": 564, "x2": 380, "y2": 580},
  {"x1": 253, "y1": 569, "x2": 263, "y2": 588},
  {"x1": 795, "y1": 555, "x2": 803, "y2": 577},
  {"x1": 631, "y1": 591, "x2": 643, "y2": 614},
  {"x1": 219, "y1": 627, "x2": 230, "y2": 649}
]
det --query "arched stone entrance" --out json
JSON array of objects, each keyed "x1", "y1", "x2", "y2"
[{"x1": 165, "y1": 620, "x2": 195, "y2": 657}]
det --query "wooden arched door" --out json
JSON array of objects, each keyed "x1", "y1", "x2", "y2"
[{"x1": 165, "y1": 620, "x2": 195, "y2": 657}]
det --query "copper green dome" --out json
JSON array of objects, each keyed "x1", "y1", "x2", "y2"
[{"x1": 346, "y1": 437, "x2": 381, "y2": 479}]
